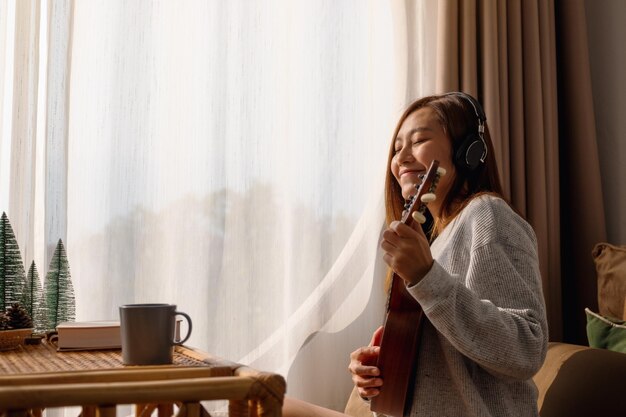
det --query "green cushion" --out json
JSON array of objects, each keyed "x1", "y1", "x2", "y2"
[{"x1": 585, "y1": 308, "x2": 626, "y2": 353}]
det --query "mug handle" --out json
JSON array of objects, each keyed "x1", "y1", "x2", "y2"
[{"x1": 174, "y1": 311, "x2": 193, "y2": 345}]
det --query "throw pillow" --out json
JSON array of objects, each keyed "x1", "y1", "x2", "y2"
[
  {"x1": 591, "y1": 242, "x2": 626, "y2": 320},
  {"x1": 585, "y1": 307, "x2": 626, "y2": 353}
]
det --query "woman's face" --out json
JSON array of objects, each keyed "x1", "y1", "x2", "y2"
[{"x1": 391, "y1": 107, "x2": 456, "y2": 212}]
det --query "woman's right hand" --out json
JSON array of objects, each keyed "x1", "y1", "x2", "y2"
[{"x1": 348, "y1": 326, "x2": 384, "y2": 399}]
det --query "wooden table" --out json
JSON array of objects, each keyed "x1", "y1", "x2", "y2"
[{"x1": 0, "y1": 341, "x2": 285, "y2": 417}]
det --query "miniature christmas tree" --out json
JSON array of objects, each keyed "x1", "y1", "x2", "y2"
[
  {"x1": 25, "y1": 261, "x2": 46, "y2": 332},
  {"x1": 5, "y1": 302, "x2": 33, "y2": 329},
  {"x1": 0, "y1": 212, "x2": 27, "y2": 311},
  {"x1": 42, "y1": 239, "x2": 75, "y2": 331}
]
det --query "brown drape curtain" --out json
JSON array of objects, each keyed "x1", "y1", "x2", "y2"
[
  {"x1": 428, "y1": 0, "x2": 606, "y2": 344},
  {"x1": 555, "y1": 0, "x2": 607, "y2": 344}
]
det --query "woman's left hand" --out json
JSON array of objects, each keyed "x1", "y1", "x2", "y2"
[{"x1": 380, "y1": 220, "x2": 433, "y2": 286}]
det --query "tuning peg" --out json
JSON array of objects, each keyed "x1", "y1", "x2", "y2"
[
  {"x1": 412, "y1": 211, "x2": 426, "y2": 224},
  {"x1": 421, "y1": 193, "x2": 436, "y2": 203},
  {"x1": 437, "y1": 167, "x2": 447, "y2": 176}
]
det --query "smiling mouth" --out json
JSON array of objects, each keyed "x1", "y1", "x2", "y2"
[{"x1": 399, "y1": 169, "x2": 424, "y2": 178}]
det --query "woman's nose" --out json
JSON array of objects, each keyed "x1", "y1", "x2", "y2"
[{"x1": 396, "y1": 144, "x2": 415, "y2": 164}]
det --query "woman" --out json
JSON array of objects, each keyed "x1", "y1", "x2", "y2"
[{"x1": 349, "y1": 92, "x2": 548, "y2": 416}]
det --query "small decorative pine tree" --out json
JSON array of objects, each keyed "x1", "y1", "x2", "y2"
[
  {"x1": 42, "y1": 239, "x2": 75, "y2": 331},
  {"x1": 25, "y1": 261, "x2": 46, "y2": 333},
  {"x1": 0, "y1": 212, "x2": 27, "y2": 311}
]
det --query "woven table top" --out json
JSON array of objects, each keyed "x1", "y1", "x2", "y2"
[
  {"x1": 0, "y1": 341, "x2": 232, "y2": 375},
  {"x1": 0, "y1": 341, "x2": 286, "y2": 417}
]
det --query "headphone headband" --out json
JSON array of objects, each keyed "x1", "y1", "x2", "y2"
[{"x1": 446, "y1": 92, "x2": 486, "y2": 122}]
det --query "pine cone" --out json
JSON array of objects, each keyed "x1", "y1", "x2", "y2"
[
  {"x1": 6, "y1": 303, "x2": 33, "y2": 329},
  {"x1": 0, "y1": 313, "x2": 9, "y2": 330}
]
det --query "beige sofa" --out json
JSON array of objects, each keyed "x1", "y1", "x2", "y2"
[{"x1": 533, "y1": 342, "x2": 626, "y2": 417}]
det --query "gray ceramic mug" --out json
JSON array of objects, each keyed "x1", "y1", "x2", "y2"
[{"x1": 119, "y1": 303, "x2": 192, "y2": 365}]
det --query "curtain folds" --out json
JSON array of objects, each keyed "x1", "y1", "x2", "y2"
[
  {"x1": 44, "y1": 0, "x2": 73, "y2": 267},
  {"x1": 555, "y1": 0, "x2": 606, "y2": 344},
  {"x1": 8, "y1": 0, "x2": 40, "y2": 268}
]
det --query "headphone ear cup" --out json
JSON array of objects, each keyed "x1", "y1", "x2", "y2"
[{"x1": 455, "y1": 134, "x2": 486, "y2": 171}]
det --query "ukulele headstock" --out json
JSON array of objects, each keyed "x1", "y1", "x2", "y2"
[{"x1": 401, "y1": 160, "x2": 446, "y2": 225}]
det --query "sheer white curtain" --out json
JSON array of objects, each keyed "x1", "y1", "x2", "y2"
[{"x1": 0, "y1": 0, "x2": 437, "y2": 410}]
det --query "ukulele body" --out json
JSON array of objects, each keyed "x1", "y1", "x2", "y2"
[{"x1": 370, "y1": 276, "x2": 424, "y2": 417}]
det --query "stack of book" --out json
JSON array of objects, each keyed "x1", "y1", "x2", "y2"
[{"x1": 55, "y1": 321, "x2": 121, "y2": 351}]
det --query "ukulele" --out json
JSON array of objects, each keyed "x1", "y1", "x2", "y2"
[{"x1": 370, "y1": 159, "x2": 446, "y2": 416}]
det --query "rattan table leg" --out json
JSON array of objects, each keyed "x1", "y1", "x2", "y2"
[
  {"x1": 81, "y1": 406, "x2": 97, "y2": 417},
  {"x1": 27, "y1": 408, "x2": 43, "y2": 417},
  {"x1": 198, "y1": 404, "x2": 211, "y2": 417},
  {"x1": 249, "y1": 400, "x2": 260, "y2": 417},
  {"x1": 228, "y1": 399, "x2": 249, "y2": 417},
  {"x1": 257, "y1": 397, "x2": 282, "y2": 417},
  {"x1": 136, "y1": 404, "x2": 158, "y2": 417},
  {"x1": 181, "y1": 403, "x2": 201, "y2": 417},
  {"x1": 97, "y1": 405, "x2": 116, "y2": 417},
  {"x1": 157, "y1": 404, "x2": 174, "y2": 417}
]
